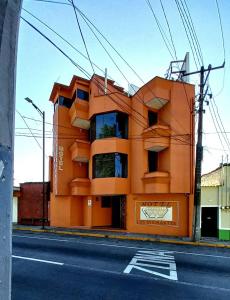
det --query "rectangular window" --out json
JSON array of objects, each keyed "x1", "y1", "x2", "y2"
[
  {"x1": 148, "y1": 111, "x2": 158, "y2": 127},
  {"x1": 93, "y1": 153, "x2": 128, "y2": 178},
  {"x1": 101, "y1": 196, "x2": 112, "y2": 208},
  {"x1": 77, "y1": 89, "x2": 89, "y2": 101},
  {"x1": 58, "y1": 96, "x2": 73, "y2": 109},
  {"x1": 148, "y1": 151, "x2": 158, "y2": 172}
]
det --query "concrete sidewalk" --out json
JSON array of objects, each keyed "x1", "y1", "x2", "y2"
[{"x1": 13, "y1": 224, "x2": 230, "y2": 249}]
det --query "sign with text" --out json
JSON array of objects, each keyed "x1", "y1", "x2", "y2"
[
  {"x1": 136, "y1": 201, "x2": 178, "y2": 225},
  {"x1": 58, "y1": 145, "x2": 64, "y2": 171},
  {"x1": 140, "y1": 206, "x2": 172, "y2": 221}
]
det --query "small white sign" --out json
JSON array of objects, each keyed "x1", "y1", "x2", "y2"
[
  {"x1": 140, "y1": 206, "x2": 172, "y2": 221},
  {"x1": 88, "y1": 199, "x2": 92, "y2": 207}
]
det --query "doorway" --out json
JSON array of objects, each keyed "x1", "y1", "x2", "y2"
[
  {"x1": 111, "y1": 196, "x2": 126, "y2": 229},
  {"x1": 101, "y1": 195, "x2": 126, "y2": 229},
  {"x1": 201, "y1": 207, "x2": 218, "y2": 237}
]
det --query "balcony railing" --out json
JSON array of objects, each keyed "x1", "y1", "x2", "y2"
[
  {"x1": 70, "y1": 178, "x2": 90, "y2": 196},
  {"x1": 70, "y1": 139, "x2": 90, "y2": 162},
  {"x1": 143, "y1": 124, "x2": 170, "y2": 152},
  {"x1": 69, "y1": 99, "x2": 90, "y2": 129},
  {"x1": 142, "y1": 171, "x2": 170, "y2": 193}
]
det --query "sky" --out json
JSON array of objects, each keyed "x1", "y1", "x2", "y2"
[{"x1": 14, "y1": 0, "x2": 230, "y2": 185}]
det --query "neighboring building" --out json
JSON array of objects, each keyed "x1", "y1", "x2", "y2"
[
  {"x1": 18, "y1": 182, "x2": 50, "y2": 226},
  {"x1": 49, "y1": 74, "x2": 195, "y2": 237},
  {"x1": 13, "y1": 186, "x2": 20, "y2": 223},
  {"x1": 201, "y1": 164, "x2": 230, "y2": 240}
]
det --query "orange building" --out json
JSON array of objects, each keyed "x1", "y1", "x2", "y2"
[{"x1": 49, "y1": 74, "x2": 195, "y2": 237}]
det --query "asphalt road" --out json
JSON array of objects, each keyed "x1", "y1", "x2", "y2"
[{"x1": 12, "y1": 231, "x2": 230, "y2": 300}]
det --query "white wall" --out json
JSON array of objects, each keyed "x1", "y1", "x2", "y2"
[{"x1": 12, "y1": 197, "x2": 18, "y2": 223}]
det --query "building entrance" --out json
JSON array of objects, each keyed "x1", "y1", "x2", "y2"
[
  {"x1": 112, "y1": 196, "x2": 126, "y2": 229},
  {"x1": 201, "y1": 207, "x2": 218, "y2": 237},
  {"x1": 101, "y1": 195, "x2": 126, "y2": 229}
]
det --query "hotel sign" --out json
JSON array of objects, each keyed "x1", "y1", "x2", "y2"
[
  {"x1": 141, "y1": 206, "x2": 172, "y2": 221},
  {"x1": 136, "y1": 201, "x2": 177, "y2": 225},
  {"x1": 58, "y1": 145, "x2": 64, "y2": 171}
]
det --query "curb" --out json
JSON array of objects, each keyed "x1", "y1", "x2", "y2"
[{"x1": 13, "y1": 227, "x2": 230, "y2": 249}]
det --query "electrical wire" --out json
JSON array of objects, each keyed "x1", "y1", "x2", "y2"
[
  {"x1": 69, "y1": 0, "x2": 95, "y2": 73},
  {"x1": 16, "y1": 110, "x2": 42, "y2": 150},
  {"x1": 61, "y1": 0, "x2": 192, "y2": 135},
  {"x1": 208, "y1": 102, "x2": 228, "y2": 155},
  {"x1": 145, "y1": 0, "x2": 176, "y2": 60},
  {"x1": 22, "y1": 8, "x2": 107, "y2": 76},
  {"x1": 210, "y1": 97, "x2": 230, "y2": 153},
  {"x1": 21, "y1": 16, "x2": 193, "y2": 146},
  {"x1": 30, "y1": 0, "x2": 70, "y2": 4},
  {"x1": 182, "y1": 0, "x2": 204, "y2": 65},
  {"x1": 215, "y1": 0, "x2": 226, "y2": 62},
  {"x1": 174, "y1": 0, "x2": 200, "y2": 69},
  {"x1": 159, "y1": 0, "x2": 178, "y2": 60}
]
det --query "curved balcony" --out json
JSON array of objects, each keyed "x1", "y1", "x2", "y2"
[
  {"x1": 91, "y1": 138, "x2": 129, "y2": 156},
  {"x1": 91, "y1": 178, "x2": 129, "y2": 195},
  {"x1": 89, "y1": 93, "x2": 131, "y2": 119},
  {"x1": 69, "y1": 99, "x2": 90, "y2": 129},
  {"x1": 70, "y1": 139, "x2": 90, "y2": 162},
  {"x1": 70, "y1": 178, "x2": 90, "y2": 196},
  {"x1": 143, "y1": 124, "x2": 170, "y2": 152},
  {"x1": 142, "y1": 171, "x2": 170, "y2": 193},
  {"x1": 143, "y1": 77, "x2": 170, "y2": 110}
]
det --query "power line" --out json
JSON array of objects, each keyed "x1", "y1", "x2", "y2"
[
  {"x1": 159, "y1": 0, "x2": 178, "y2": 60},
  {"x1": 21, "y1": 16, "x2": 192, "y2": 146},
  {"x1": 215, "y1": 0, "x2": 226, "y2": 61},
  {"x1": 67, "y1": 1, "x2": 193, "y2": 137},
  {"x1": 16, "y1": 110, "x2": 42, "y2": 150},
  {"x1": 182, "y1": 0, "x2": 204, "y2": 64},
  {"x1": 208, "y1": 102, "x2": 228, "y2": 155},
  {"x1": 174, "y1": 0, "x2": 200, "y2": 68},
  {"x1": 20, "y1": 16, "x2": 149, "y2": 130},
  {"x1": 30, "y1": 0, "x2": 70, "y2": 5},
  {"x1": 20, "y1": 114, "x2": 193, "y2": 146},
  {"x1": 145, "y1": 0, "x2": 176, "y2": 60},
  {"x1": 69, "y1": 0, "x2": 95, "y2": 73},
  {"x1": 22, "y1": 8, "x2": 106, "y2": 76},
  {"x1": 210, "y1": 96, "x2": 230, "y2": 153}
]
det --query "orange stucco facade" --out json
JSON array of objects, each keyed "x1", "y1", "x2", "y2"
[{"x1": 49, "y1": 74, "x2": 195, "y2": 237}]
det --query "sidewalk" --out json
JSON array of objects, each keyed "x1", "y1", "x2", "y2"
[{"x1": 13, "y1": 224, "x2": 230, "y2": 249}]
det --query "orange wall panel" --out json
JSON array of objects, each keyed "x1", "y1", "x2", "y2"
[
  {"x1": 92, "y1": 198, "x2": 112, "y2": 226},
  {"x1": 126, "y1": 194, "x2": 189, "y2": 236},
  {"x1": 50, "y1": 194, "x2": 72, "y2": 227}
]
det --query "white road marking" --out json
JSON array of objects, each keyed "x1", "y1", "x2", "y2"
[
  {"x1": 13, "y1": 234, "x2": 230, "y2": 259},
  {"x1": 12, "y1": 255, "x2": 64, "y2": 265},
  {"x1": 12, "y1": 252, "x2": 230, "y2": 293},
  {"x1": 124, "y1": 250, "x2": 178, "y2": 280}
]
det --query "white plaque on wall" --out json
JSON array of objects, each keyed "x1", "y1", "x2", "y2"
[{"x1": 140, "y1": 206, "x2": 173, "y2": 221}]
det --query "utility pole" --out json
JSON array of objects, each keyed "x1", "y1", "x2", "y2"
[
  {"x1": 182, "y1": 62, "x2": 225, "y2": 241},
  {"x1": 0, "y1": 1, "x2": 22, "y2": 299}
]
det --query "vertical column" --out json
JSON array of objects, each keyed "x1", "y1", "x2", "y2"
[{"x1": 0, "y1": 1, "x2": 22, "y2": 299}]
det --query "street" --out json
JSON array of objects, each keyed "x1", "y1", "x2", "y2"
[{"x1": 12, "y1": 231, "x2": 230, "y2": 300}]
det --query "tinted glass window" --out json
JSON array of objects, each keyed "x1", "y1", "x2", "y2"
[
  {"x1": 96, "y1": 113, "x2": 116, "y2": 139},
  {"x1": 93, "y1": 153, "x2": 128, "y2": 178},
  {"x1": 77, "y1": 89, "x2": 89, "y2": 101},
  {"x1": 91, "y1": 112, "x2": 128, "y2": 141},
  {"x1": 58, "y1": 96, "x2": 73, "y2": 108},
  {"x1": 148, "y1": 111, "x2": 158, "y2": 126},
  {"x1": 148, "y1": 151, "x2": 158, "y2": 172}
]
